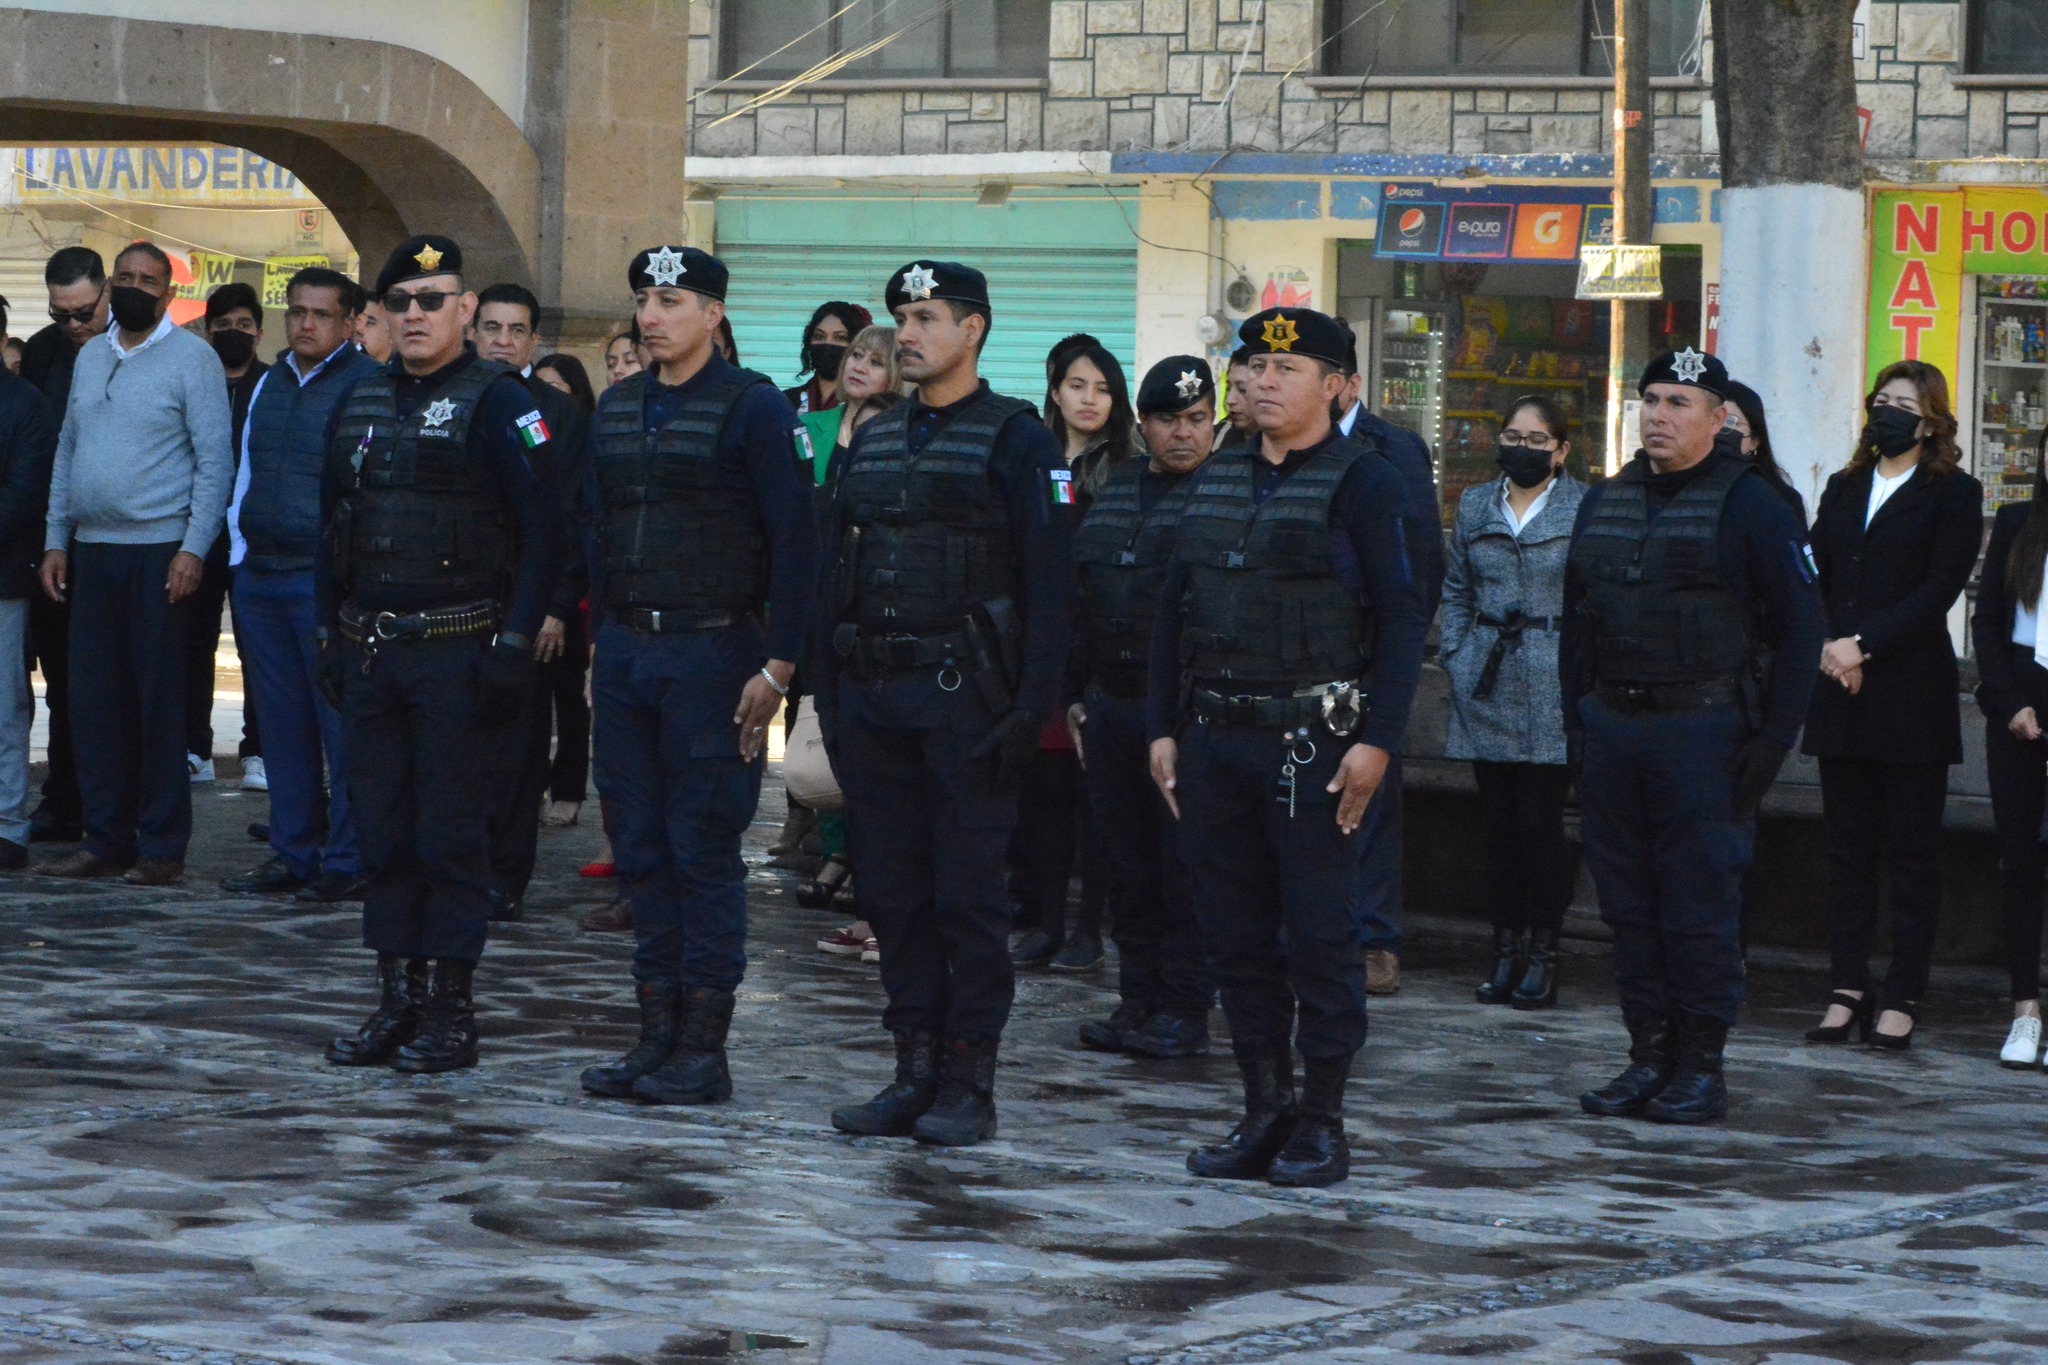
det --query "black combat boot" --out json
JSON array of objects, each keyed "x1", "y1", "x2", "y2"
[
  {"x1": 1509, "y1": 929, "x2": 1560, "y2": 1010},
  {"x1": 579, "y1": 980, "x2": 682, "y2": 1098},
  {"x1": 326, "y1": 955, "x2": 429, "y2": 1066},
  {"x1": 632, "y1": 987, "x2": 736, "y2": 1105},
  {"x1": 1579, "y1": 1008, "x2": 1676, "y2": 1117},
  {"x1": 1188, "y1": 1041, "x2": 1297, "y2": 1180},
  {"x1": 911, "y1": 1037, "x2": 1000, "y2": 1147},
  {"x1": 1267, "y1": 1054, "x2": 1351, "y2": 1187},
  {"x1": 1079, "y1": 999, "x2": 1152, "y2": 1052},
  {"x1": 1123, "y1": 1010, "x2": 1212, "y2": 1059},
  {"x1": 832, "y1": 1030, "x2": 942, "y2": 1136},
  {"x1": 1642, "y1": 1009, "x2": 1729, "y2": 1125},
  {"x1": 1475, "y1": 927, "x2": 1526, "y2": 1004},
  {"x1": 392, "y1": 959, "x2": 479, "y2": 1074}
]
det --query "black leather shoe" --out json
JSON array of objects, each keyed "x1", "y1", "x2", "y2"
[
  {"x1": 1189, "y1": 1042, "x2": 1297, "y2": 1180},
  {"x1": 912, "y1": 1037, "x2": 1000, "y2": 1146},
  {"x1": 1049, "y1": 932, "x2": 1105, "y2": 972},
  {"x1": 326, "y1": 955, "x2": 429, "y2": 1065},
  {"x1": 1643, "y1": 1009, "x2": 1729, "y2": 1124},
  {"x1": 296, "y1": 870, "x2": 367, "y2": 903},
  {"x1": 0, "y1": 838, "x2": 27, "y2": 871},
  {"x1": 581, "y1": 980, "x2": 682, "y2": 1098},
  {"x1": 1009, "y1": 929, "x2": 1056, "y2": 968},
  {"x1": 632, "y1": 987, "x2": 735, "y2": 1105},
  {"x1": 1268, "y1": 1055, "x2": 1351, "y2": 1187},
  {"x1": 1475, "y1": 926, "x2": 1525, "y2": 1004},
  {"x1": 28, "y1": 803, "x2": 81, "y2": 844},
  {"x1": 392, "y1": 960, "x2": 479, "y2": 1074},
  {"x1": 221, "y1": 855, "x2": 306, "y2": 894},
  {"x1": 1510, "y1": 929, "x2": 1560, "y2": 1010},
  {"x1": 1079, "y1": 1000, "x2": 1152, "y2": 1052},
  {"x1": 486, "y1": 890, "x2": 524, "y2": 923},
  {"x1": 1124, "y1": 1011, "x2": 1212, "y2": 1059},
  {"x1": 246, "y1": 822, "x2": 270, "y2": 843},
  {"x1": 1580, "y1": 1009, "x2": 1676, "y2": 1118},
  {"x1": 832, "y1": 1030, "x2": 941, "y2": 1136}
]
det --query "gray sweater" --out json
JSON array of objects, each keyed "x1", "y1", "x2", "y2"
[{"x1": 46, "y1": 324, "x2": 233, "y2": 556}]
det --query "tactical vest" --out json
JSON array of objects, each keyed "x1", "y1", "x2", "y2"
[
  {"x1": 835, "y1": 389, "x2": 1039, "y2": 632},
  {"x1": 593, "y1": 368, "x2": 773, "y2": 617},
  {"x1": 242, "y1": 346, "x2": 378, "y2": 573},
  {"x1": 1073, "y1": 460, "x2": 1192, "y2": 696},
  {"x1": 1173, "y1": 443, "x2": 1372, "y2": 688},
  {"x1": 1567, "y1": 454, "x2": 1757, "y2": 685},
  {"x1": 329, "y1": 358, "x2": 512, "y2": 604}
]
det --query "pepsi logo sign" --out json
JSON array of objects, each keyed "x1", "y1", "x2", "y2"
[{"x1": 1398, "y1": 208, "x2": 1426, "y2": 235}]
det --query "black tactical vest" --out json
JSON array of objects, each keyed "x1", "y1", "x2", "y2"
[
  {"x1": 329, "y1": 358, "x2": 513, "y2": 604},
  {"x1": 1567, "y1": 454, "x2": 1757, "y2": 684},
  {"x1": 594, "y1": 368, "x2": 774, "y2": 617},
  {"x1": 1073, "y1": 460, "x2": 1193, "y2": 696},
  {"x1": 835, "y1": 389, "x2": 1039, "y2": 632},
  {"x1": 1173, "y1": 442, "x2": 1372, "y2": 687}
]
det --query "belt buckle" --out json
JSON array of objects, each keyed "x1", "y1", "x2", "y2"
[
  {"x1": 1225, "y1": 694, "x2": 1256, "y2": 726},
  {"x1": 644, "y1": 609, "x2": 664, "y2": 633},
  {"x1": 1615, "y1": 683, "x2": 1650, "y2": 711},
  {"x1": 882, "y1": 635, "x2": 918, "y2": 668}
]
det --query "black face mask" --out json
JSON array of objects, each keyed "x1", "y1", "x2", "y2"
[
  {"x1": 809, "y1": 343, "x2": 848, "y2": 382},
  {"x1": 1497, "y1": 443, "x2": 1556, "y2": 490},
  {"x1": 108, "y1": 285, "x2": 161, "y2": 334},
  {"x1": 1860, "y1": 404, "x2": 1923, "y2": 460},
  {"x1": 210, "y1": 330, "x2": 256, "y2": 369}
]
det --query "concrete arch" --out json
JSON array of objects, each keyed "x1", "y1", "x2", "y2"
[{"x1": 0, "y1": 6, "x2": 541, "y2": 289}]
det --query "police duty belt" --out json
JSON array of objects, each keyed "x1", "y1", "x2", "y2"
[
  {"x1": 1593, "y1": 678, "x2": 1744, "y2": 714},
  {"x1": 339, "y1": 599, "x2": 501, "y2": 653},
  {"x1": 1189, "y1": 680, "x2": 1368, "y2": 736}
]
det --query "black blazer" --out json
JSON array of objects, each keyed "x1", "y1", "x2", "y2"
[
  {"x1": 1974, "y1": 500, "x2": 2048, "y2": 727},
  {"x1": 1801, "y1": 462, "x2": 1982, "y2": 764}
]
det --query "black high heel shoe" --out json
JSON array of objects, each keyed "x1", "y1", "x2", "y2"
[
  {"x1": 1804, "y1": 990, "x2": 1874, "y2": 1044},
  {"x1": 1869, "y1": 998, "x2": 1919, "y2": 1052},
  {"x1": 1475, "y1": 927, "x2": 1525, "y2": 1004},
  {"x1": 796, "y1": 855, "x2": 851, "y2": 910}
]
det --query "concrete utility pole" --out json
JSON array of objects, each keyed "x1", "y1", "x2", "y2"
[
  {"x1": 1609, "y1": 0, "x2": 1653, "y2": 472},
  {"x1": 1710, "y1": 0, "x2": 1864, "y2": 509}
]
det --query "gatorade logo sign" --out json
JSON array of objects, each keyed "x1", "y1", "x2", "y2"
[
  {"x1": 1512, "y1": 203, "x2": 1586, "y2": 261},
  {"x1": 1374, "y1": 202, "x2": 1446, "y2": 258},
  {"x1": 1444, "y1": 204, "x2": 1515, "y2": 260}
]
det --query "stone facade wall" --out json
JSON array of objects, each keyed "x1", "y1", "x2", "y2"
[
  {"x1": 687, "y1": 0, "x2": 1707, "y2": 159},
  {"x1": 1861, "y1": 1, "x2": 2045, "y2": 162}
]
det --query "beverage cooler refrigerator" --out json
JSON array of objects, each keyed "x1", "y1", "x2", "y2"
[{"x1": 1371, "y1": 302, "x2": 1447, "y2": 520}]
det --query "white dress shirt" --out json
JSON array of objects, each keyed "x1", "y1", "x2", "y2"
[
  {"x1": 1501, "y1": 477, "x2": 1555, "y2": 536},
  {"x1": 1865, "y1": 463, "x2": 1916, "y2": 527}
]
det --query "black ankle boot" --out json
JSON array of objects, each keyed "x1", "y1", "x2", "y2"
[
  {"x1": 327, "y1": 955, "x2": 429, "y2": 1065},
  {"x1": 1475, "y1": 927, "x2": 1525, "y2": 1004},
  {"x1": 911, "y1": 1037, "x2": 1000, "y2": 1146},
  {"x1": 1079, "y1": 999, "x2": 1152, "y2": 1053},
  {"x1": 1510, "y1": 930, "x2": 1560, "y2": 1010},
  {"x1": 633, "y1": 987, "x2": 736, "y2": 1105},
  {"x1": 1188, "y1": 1041, "x2": 1297, "y2": 1179},
  {"x1": 1643, "y1": 1009, "x2": 1729, "y2": 1124},
  {"x1": 580, "y1": 980, "x2": 681, "y2": 1098},
  {"x1": 392, "y1": 959, "x2": 479, "y2": 1074},
  {"x1": 1268, "y1": 1054, "x2": 1351, "y2": 1187},
  {"x1": 1579, "y1": 1009, "x2": 1675, "y2": 1117},
  {"x1": 831, "y1": 1030, "x2": 941, "y2": 1136}
]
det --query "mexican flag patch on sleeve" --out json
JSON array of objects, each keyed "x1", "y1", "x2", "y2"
[
  {"x1": 516, "y1": 411, "x2": 552, "y2": 448},
  {"x1": 1050, "y1": 467, "x2": 1075, "y2": 505}
]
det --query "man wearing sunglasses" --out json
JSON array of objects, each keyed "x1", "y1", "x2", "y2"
[{"x1": 316, "y1": 234, "x2": 563, "y2": 1077}]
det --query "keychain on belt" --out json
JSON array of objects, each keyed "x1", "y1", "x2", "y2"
[{"x1": 1276, "y1": 726, "x2": 1316, "y2": 819}]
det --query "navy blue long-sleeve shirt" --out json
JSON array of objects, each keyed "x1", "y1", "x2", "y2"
[
  {"x1": 1560, "y1": 450, "x2": 1825, "y2": 748},
  {"x1": 1146, "y1": 431, "x2": 1428, "y2": 755},
  {"x1": 316, "y1": 347, "x2": 564, "y2": 642},
  {"x1": 812, "y1": 380, "x2": 1072, "y2": 720},
  {"x1": 583, "y1": 354, "x2": 820, "y2": 661},
  {"x1": 1343, "y1": 402, "x2": 1444, "y2": 619}
]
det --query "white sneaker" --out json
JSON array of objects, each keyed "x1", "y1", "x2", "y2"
[
  {"x1": 188, "y1": 754, "x2": 215, "y2": 783},
  {"x1": 239, "y1": 756, "x2": 268, "y2": 792},
  {"x1": 1999, "y1": 1014, "x2": 2042, "y2": 1069}
]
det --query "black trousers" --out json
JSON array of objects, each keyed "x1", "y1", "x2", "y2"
[
  {"x1": 543, "y1": 609, "x2": 589, "y2": 803},
  {"x1": 1008, "y1": 745, "x2": 1106, "y2": 944},
  {"x1": 185, "y1": 545, "x2": 259, "y2": 761},
  {"x1": 1818, "y1": 755, "x2": 1947, "y2": 1003},
  {"x1": 341, "y1": 633, "x2": 495, "y2": 965},
  {"x1": 1986, "y1": 653, "x2": 2048, "y2": 1001},
  {"x1": 486, "y1": 671, "x2": 552, "y2": 901},
  {"x1": 1472, "y1": 760, "x2": 1577, "y2": 935},
  {"x1": 27, "y1": 591, "x2": 76, "y2": 820}
]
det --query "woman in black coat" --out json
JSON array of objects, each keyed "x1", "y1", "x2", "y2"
[
  {"x1": 1972, "y1": 437, "x2": 2048, "y2": 1070},
  {"x1": 1801, "y1": 361, "x2": 1982, "y2": 1051}
]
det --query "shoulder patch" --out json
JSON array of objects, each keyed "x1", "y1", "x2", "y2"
[
  {"x1": 1050, "y1": 466, "x2": 1076, "y2": 505},
  {"x1": 1797, "y1": 541, "x2": 1818, "y2": 583},
  {"x1": 516, "y1": 410, "x2": 551, "y2": 448},
  {"x1": 795, "y1": 425, "x2": 817, "y2": 468}
]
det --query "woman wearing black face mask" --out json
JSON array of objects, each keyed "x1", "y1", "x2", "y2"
[
  {"x1": 1802, "y1": 360, "x2": 1982, "y2": 1053},
  {"x1": 781, "y1": 300, "x2": 872, "y2": 416},
  {"x1": 1440, "y1": 395, "x2": 1586, "y2": 1010}
]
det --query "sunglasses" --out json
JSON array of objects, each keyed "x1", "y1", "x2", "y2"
[
  {"x1": 382, "y1": 289, "x2": 455, "y2": 315},
  {"x1": 50, "y1": 296, "x2": 102, "y2": 326}
]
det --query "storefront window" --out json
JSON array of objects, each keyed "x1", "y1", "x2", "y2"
[
  {"x1": 1968, "y1": 1, "x2": 2048, "y2": 76},
  {"x1": 1977, "y1": 277, "x2": 2048, "y2": 513},
  {"x1": 1327, "y1": 0, "x2": 1698, "y2": 78},
  {"x1": 722, "y1": 1, "x2": 1052, "y2": 80}
]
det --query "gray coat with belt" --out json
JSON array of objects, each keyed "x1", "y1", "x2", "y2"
[{"x1": 1439, "y1": 472, "x2": 1585, "y2": 765}]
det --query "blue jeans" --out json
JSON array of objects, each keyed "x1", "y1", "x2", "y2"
[
  {"x1": 592, "y1": 619, "x2": 764, "y2": 993},
  {"x1": 233, "y1": 567, "x2": 356, "y2": 880}
]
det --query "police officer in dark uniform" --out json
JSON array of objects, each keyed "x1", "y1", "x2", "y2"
[
  {"x1": 1564, "y1": 348, "x2": 1824, "y2": 1124},
  {"x1": 577, "y1": 246, "x2": 819, "y2": 1106},
  {"x1": 317, "y1": 235, "x2": 564, "y2": 1075},
  {"x1": 1072, "y1": 355, "x2": 1218, "y2": 1059},
  {"x1": 820, "y1": 260, "x2": 1070, "y2": 1148},
  {"x1": 1149, "y1": 308, "x2": 1427, "y2": 1188}
]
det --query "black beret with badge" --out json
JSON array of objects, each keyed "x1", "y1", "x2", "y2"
[
  {"x1": 885, "y1": 260, "x2": 991, "y2": 316},
  {"x1": 1638, "y1": 346, "x2": 1730, "y2": 400},
  {"x1": 628, "y1": 245, "x2": 728, "y2": 301},
  {"x1": 374, "y1": 234, "x2": 462, "y2": 298},
  {"x1": 1137, "y1": 355, "x2": 1215, "y2": 415},
  {"x1": 1237, "y1": 307, "x2": 1352, "y2": 368}
]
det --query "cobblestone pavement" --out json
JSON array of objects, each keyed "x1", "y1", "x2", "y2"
[{"x1": 2, "y1": 770, "x2": 2046, "y2": 1365}]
